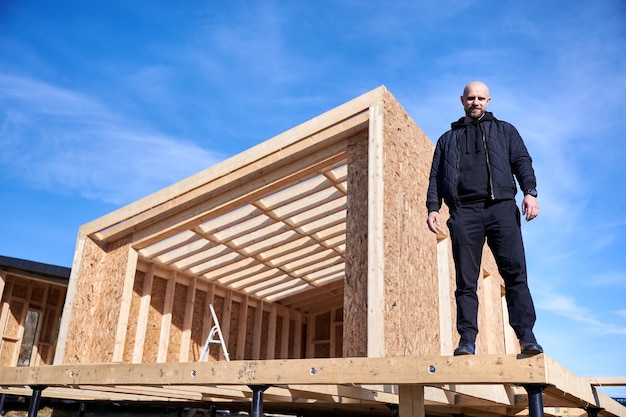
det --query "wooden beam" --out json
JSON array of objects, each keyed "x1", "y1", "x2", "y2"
[
  {"x1": 587, "y1": 377, "x2": 626, "y2": 386},
  {"x1": 0, "y1": 354, "x2": 551, "y2": 386},
  {"x1": 16, "y1": 354, "x2": 623, "y2": 417}
]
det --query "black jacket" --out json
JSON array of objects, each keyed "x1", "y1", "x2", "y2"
[{"x1": 426, "y1": 112, "x2": 536, "y2": 213}]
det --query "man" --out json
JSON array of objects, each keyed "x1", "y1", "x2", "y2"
[{"x1": 426, "y1": 81, "x2": 543, "y2": 356}]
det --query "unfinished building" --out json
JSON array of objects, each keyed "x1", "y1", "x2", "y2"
[{"x1": 0, "y1": 86, "x2": 624, "y2": 417}]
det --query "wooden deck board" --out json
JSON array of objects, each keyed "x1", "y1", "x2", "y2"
[{"x1": 0, "y1": 354, "x2": 624, "y2": 417}]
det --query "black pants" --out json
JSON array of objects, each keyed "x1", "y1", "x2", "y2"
[{"x1": 447, "y1": 199, "x2": 537, "y2": 344}]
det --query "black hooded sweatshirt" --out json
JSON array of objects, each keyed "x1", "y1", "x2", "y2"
[{"x1": 453, "y1": 112, "x2": 494, "y2": 203}]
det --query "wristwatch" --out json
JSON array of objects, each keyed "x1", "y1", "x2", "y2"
[{"x1": 524, "y1": 188, "x2": 538, "y2": 198}]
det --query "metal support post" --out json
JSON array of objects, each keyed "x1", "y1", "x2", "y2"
[
  {"x1": 524, "y1": 384, "x2": 547, "y2": 417},
  {"x1": 27, "y1": 385, "x2": 46, "y2": 417},
  {"x1": 585, "y1": 406, "x2": 604, "y2": 417},
  {"x1": 78, "y1": 402, "x2": 87, "y2": 417},
  {"x1": 0, "y1": 393, "x2": 6, "y2": 414},
  {"x1": 249, "y1": 385, "x2": 270, "y2": 417},
  {"x1": 388, "y1": 403, "x2": 399, "y2": 417}
]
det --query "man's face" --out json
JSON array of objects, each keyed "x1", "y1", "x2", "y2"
[{"x1": 461, "y1": 84, "x2": 490, "y2": 119}]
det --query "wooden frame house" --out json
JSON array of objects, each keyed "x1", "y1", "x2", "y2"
[
  {"x1": 0, "y1": 256, "x2": 69, "y2": 367},
  {"x1": 0, "y1": 86, "x2": 624, "y2": 417}
]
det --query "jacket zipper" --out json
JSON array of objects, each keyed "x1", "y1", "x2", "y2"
[
  {"x1": 453, "y1": 130, "x2": 461, "y2": 208},
  {"x1": 481, "y1": 123, "x2": 495, "y2": 200}
]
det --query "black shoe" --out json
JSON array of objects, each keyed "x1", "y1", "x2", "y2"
[
  {"x1": 453, "y1": 342, "x2": 476, "y2": 356},
  {"x1": 520, "y1": 341, "x2": 543, "y2": 355}
]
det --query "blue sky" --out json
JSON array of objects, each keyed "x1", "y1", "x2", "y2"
[{"x1": 1, "y1": 0, "x2": 625, "y2": 397}]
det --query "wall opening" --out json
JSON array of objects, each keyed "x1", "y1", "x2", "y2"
[{"x1": 18, "y1": 309, "x2": 40, "y2": 366}]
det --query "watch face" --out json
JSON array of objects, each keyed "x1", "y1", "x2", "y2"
[{"x1": 526, "y1": 189, "x2": 537, "y2": 197}]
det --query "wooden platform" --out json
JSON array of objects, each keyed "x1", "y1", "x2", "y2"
[{"x1": 1, "y1": 354, "x2": 624, "y2": 417}]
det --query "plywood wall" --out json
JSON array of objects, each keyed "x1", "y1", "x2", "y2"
[
  {"x1": 61, "y1": 236, "x2": 134, "y2": 364},
  {"x1": 379, "y1": 90, "x2": 441, "y2": 357}
]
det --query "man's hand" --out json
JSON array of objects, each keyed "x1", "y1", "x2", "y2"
[
  {"x1": 427, "y1": 211, "x2": 441, "y2": 233},
  {"x1": 521, "y1": 195, "x2": 539, "y2": 221}
]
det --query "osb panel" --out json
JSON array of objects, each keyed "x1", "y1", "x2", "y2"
[
  {"x1": 4, "y1": 299, "x2": 24, "y2": 339},
  {"x1": 167, "y1": 283, "x2": 187, "y2": 362},
  {"x1": 314, "y1": 311, "x2": 331, "y2": 340},
  {"x1": 40, "y1": 308, "x2": 57, "y2": 343},
  {"x1": 143, "y1": 276, "x2": 166, "y2": 363},
  {"x1": 47, "y1": 286, "x2": 62, "y2": 306},
  {"x1": 260, "y1": 310, "x2": 270, "y2": 360},
  {"x1": 227, "y1": 300, "x2": 241, "y2": 360},
  {"x1": 244, "y1": 305, "x2": 255, "y2": 359},
  {"x1": 381, "y1": 90, "x2": 440, "y2": 356},
  {"x1": 343, "y1": 130, "x2": 369, "y2": 357},
  {"x1": 0, "y1": 340, "x2": 17, "y2": 367},
  {"x1": 314, "y1": 342, "x2": 331, "y2": 358},
  {"x1": 11, "y1": 279, "x2": 28, "y2": 299},
  {"x1": 123, "y1": 270, "x2": 144, "y2": 363},
  {"x1": 189, "y1": 289, "x2": 207, "y2": 361},
  {"x1": 30, "y1": 284, "x2": 45, "y2": 305},
  {"x1": 334, "y1": 324, "x2": 343, "y2": 357},
  {"x1": 63, "y1": 237, "x2": 131, "y2": 364},
  {"x1": 275, "y1": 315, "x2": 283, "y2": 359},
  {"x1": 37, "y1": 344, "x2": 50, "y2": 365},
  {"x1": 288, "y1": 318, "x2": 296, "y2": 358}
]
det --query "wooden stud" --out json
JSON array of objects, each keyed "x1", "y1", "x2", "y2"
[
  {"x1": 367, "y1": 100, "x2": 385, "y2": 358},
  {"x1": 157, "y1": 271, "x2": 176, "y2": 363},
  {"x1": 113, "y1": 246, "x2": 138, "y2": 362},
  {"x1": 132, "y1": 264, "x2": 153, "y2": 363},
  {"x1": 436, "y1": 235, "x2": 453, "y2": 355},
  {"x1": 220, "y1": 290, "x2": 233, "y2": 362},
  {"x1": 179, "y1": 277, "x2": 197, "y2": 362}
]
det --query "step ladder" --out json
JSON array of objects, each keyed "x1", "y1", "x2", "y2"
[{"x1": 199, "y1": 304, "x2": 230, "y2": 362}]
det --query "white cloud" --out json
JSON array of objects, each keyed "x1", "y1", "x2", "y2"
[
  {"x1": 535, "y1": 290, "x2": 626, "y2": 336},
  {"x1": 0, "y1": 73, "x2": 225, "y2": 205}
]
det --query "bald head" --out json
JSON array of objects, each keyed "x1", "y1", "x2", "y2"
[
  {"x1": 463, "y1": 81, "x2": 490, "y2": 97},
  {"x1": 461, "y1": 81, "x2": 491, "y2": 120}
]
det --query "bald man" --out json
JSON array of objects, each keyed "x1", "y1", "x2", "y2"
[{"x1": 426, "y1": 81, "x2": 542, "y2": 356}]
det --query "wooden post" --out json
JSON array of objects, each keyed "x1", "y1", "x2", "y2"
[{"x1": 398, "y1": 384, "x2": 425, "y2": 417}]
